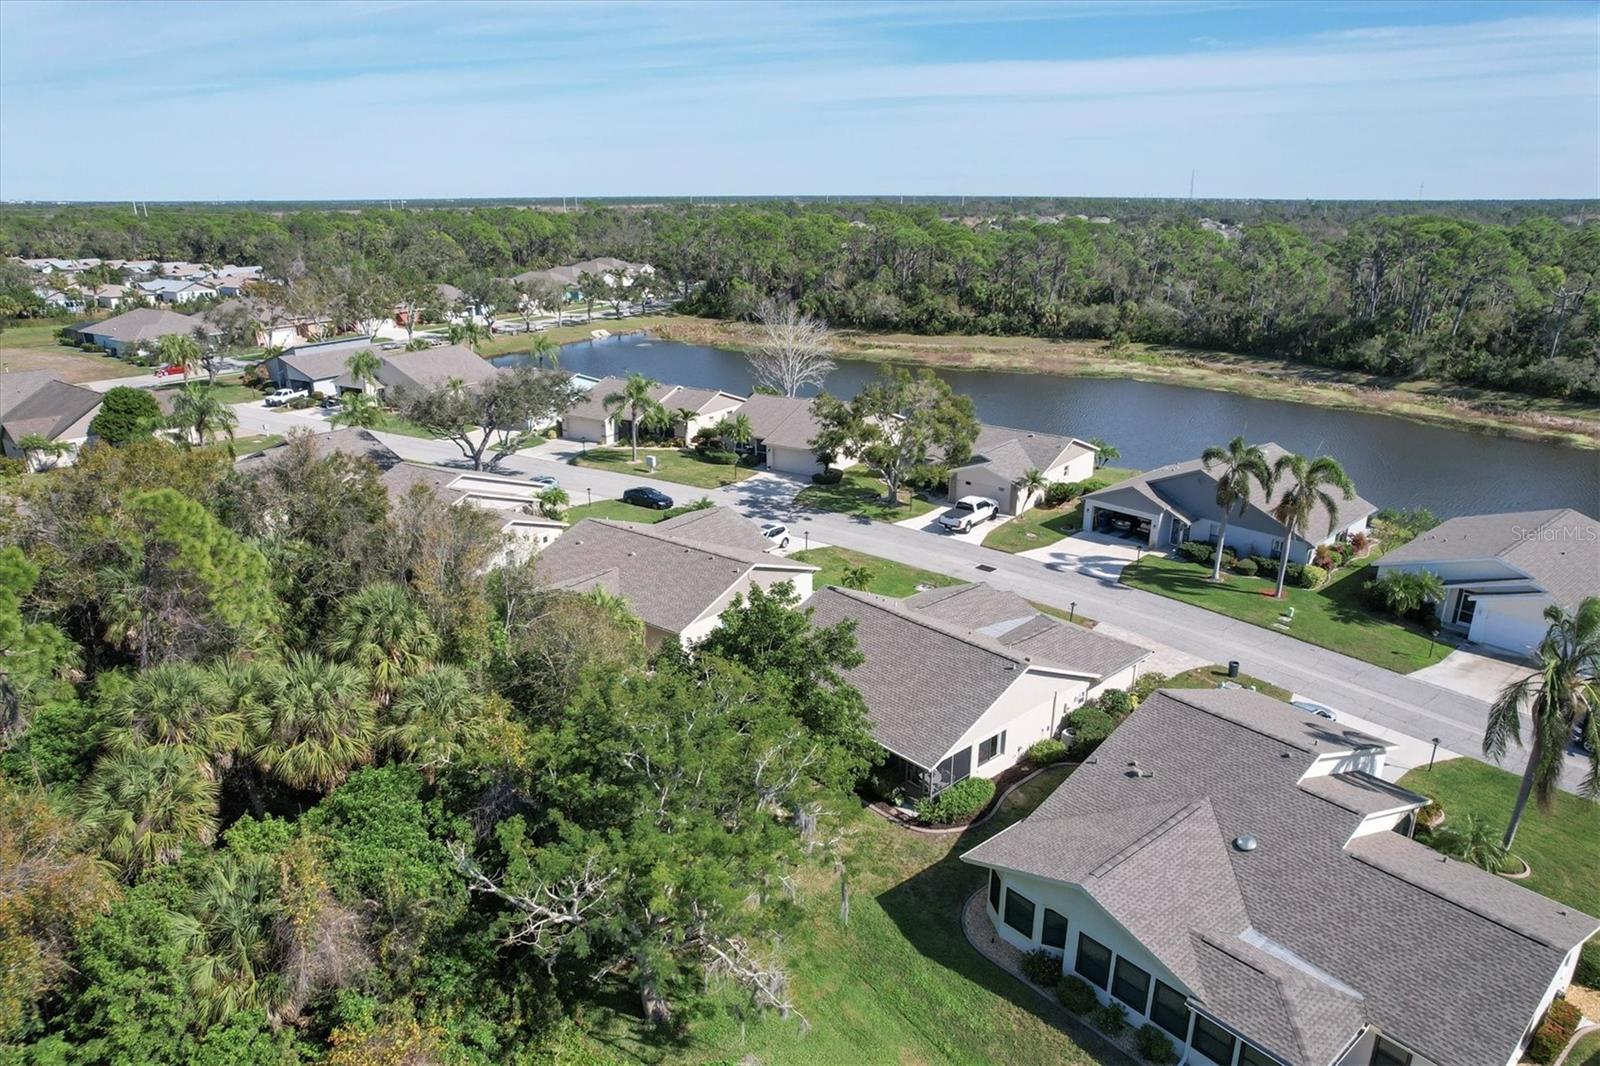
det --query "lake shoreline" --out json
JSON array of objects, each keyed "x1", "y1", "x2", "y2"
[{"x1": 641, "y1": 316, "x2": 1600, "y2": 452}]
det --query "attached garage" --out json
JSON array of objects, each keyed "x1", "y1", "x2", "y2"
[
  {"x1": 563, "y1": 413, "x2": 614, "y2": 444},
  {"x1": 1467, "y1": 595, "x2": 1551, "y2": 658}
]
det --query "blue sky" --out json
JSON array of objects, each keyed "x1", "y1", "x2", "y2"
[{"x1": 1, "y1": 0, "x2": 1596, "y2": 201}]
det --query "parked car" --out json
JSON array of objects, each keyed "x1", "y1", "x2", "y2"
[
  {"x1": 526, "y1": 475, "x2": 560, "y2": 491},
  {"x1": 1290, "y1": 698, "x2": 1338, "y2": 722},
  {"x1": 938, "y1": 496, "x2": 999, "y2": 533},
  {"x1": 762, "y1": 523, "x2": 791, "y2": 550},
  {"x1": 265, "y1": 387, "x2": 308, "y2": 407},
  {"x1": 153, "y1": 363, "x2": 185, "y2": 378},
  {"x1": 319, "y1": 395, "x2": 344, "y2": 411},
  {"x1": 622, "y1": 486, "x2": 674, "y2": 510}
]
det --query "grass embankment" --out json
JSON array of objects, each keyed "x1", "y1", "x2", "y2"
[
  {"x1": 1119, "y1": 554, "x2": 1453, "y2": 673},
  {"x1": 796, "y1": 469, "x2": 936, "y2": 522},
  {"x1": 1398, "y1": 759, "x2": 1600, "y2": 921},
  {"x1": 793, "y1": 546, "x2": 958, "y2": 598},
  {"x1": 982, "y1": 467, "x2": 1141, "y2": 554},
  {"x1": 1162, "y1": 665, "x2": 1292, "y2": 703},
  {"x1": 580, "y1": 766, "x2": 1112, "y2": 1065},
  {"x1": 574, "y1": 446, "x2": 755, "y2": 489},
  {"x1": 646, "y1": 316, "x2": 1600, "y2": 451}
]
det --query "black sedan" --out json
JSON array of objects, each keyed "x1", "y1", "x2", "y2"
[{"x1": 621, "y1": 486, "x2": 674, "y2": 510}]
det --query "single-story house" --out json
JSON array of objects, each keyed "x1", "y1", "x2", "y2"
[
  {"x1": 32, "y1": 287, "x2": 86, "y2": 313},
  {"x1": 804, "y1": 583, "x2": 1149, "y2": 796},
  {"x1": 153, "y1": 261, "x2": 210, "y2": 279},
  {"x1": 949, "y1": 424, "x2": 1098, "y2": 514},
  {"x1": 1081, "y1": 443, "x2": 1375, "y2": 563},
  {"x1": 560, "y1": 376, "x2": 742, "y2": 445},
  {"x1": 136, "y1": 278, "x2": 217, "y2": 304},
  {"x1": 1372, "y1": 508, "x2": 1599, "y2": 657},
  {"x1": 71, "y1": 307, "x2": 212, "y2": 357},
  {"x1": 963, "y1": 687, "x2": 1597, "y2": 1066},
  {"x1": 378, "y1": 462, "x2": 566, "y2": 563},
  {"x1": 729, "y1": 393, "x2": 856, "y2": 478},
  {"x1": 534, "y1": 506, "x2": 817, "y2": 647},
  {"x1": 91, "y1": 284, "x2": 131, "y2": 309},
  {"x1": 0, "y1": 371, "x2": 103, "y2": 469},
  {"x1": 264, "y1": 338, "x2": 377, "y2": 396},
  {"x1": 373, "y1": 343, "x2": 499, "y2": 397},
  {"x1": 512, "y1": 257, "x2": 653, "y2": 299},
  {"x1": 200, "y1": 297, "x2": 326, "y2": 349}
]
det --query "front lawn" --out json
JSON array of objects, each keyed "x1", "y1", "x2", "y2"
[
  {"x1": 1161, "y1": 665, "x2": 1292, "y2": 703},
  {"x1": 796, "y1": 469, "x2": 936, "y2": 522},
  {"x1": 792, "y1": 546, "x2": 959, "y2": 598},
  {"x1": 1119, "y1": 554, "x2": 1454, "y2": 673},
  {"x1": 561, "y1": 499, "x2": 675, "y2": 525},
  {"x1": 578, "y1": 768, "x2": 1113, "y2": 1064},
  {"x1": 374, "y1": 412, "x2": 444, "y2": 439},
  {"x1": 575, "y1": 446, "x2": 755, "y2": 489},
  {"x1": 1397, "y1": 759, "x2": 1599, "y2": 922},
  {"x1": 983, "y1": 467, "x2": 1141, "y2": 554},
  {"x1": 1572, "y1": 1030, "x2": 1600, "y2": 1066},
  {"x1": 225, "y1": 434, "x2": 284, "y2": 455}
]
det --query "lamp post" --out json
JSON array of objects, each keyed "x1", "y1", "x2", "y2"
[
  {"x1": 585, "y1": 487, "x2": 592, "y2": 507},
  {"x1": 1428, "y1": 628, "x2": 1441, "y2": 660},
  {"x1": 1427, "y1": 737, "x2": 1441, "y2": 772},
  {"x1": 1069, "y1": 601, "x2": 1077, "y2": 623},
  {"x1": 804, "y1": 530, "x2": 811, "y2": 552}
]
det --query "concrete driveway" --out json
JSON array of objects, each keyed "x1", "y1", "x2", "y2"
[
  {"x1": 1020, "y1": 530, "x2": 1146, "y2": 581},
  {"x1": 895, "y1": 506, "x2": 1010, "y2": 546},
  {"x1": 1411, "y1": 646, "x2": 1532, "y2": 702}
]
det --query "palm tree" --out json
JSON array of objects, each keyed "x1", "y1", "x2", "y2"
[
  {"x1": 167, "y1": 383, "x2": 238, "y2": 448},
  {"x1": 156, "y1": 332, "x2": 202, "y2": 380},
  {"x1": 79, "y1": 745, "x2": 219, "y2": 873},
  {"x1": 1201, "y1": 437, "x2": 1275, "y2": 581},
  {"x1": 207, "y1": 655, "x2": 276, "y2": 814},
  {"x1": 1016, "y1": 468, "x2": 1048, "y2": 512},
  {"x1": 1268, "y1": 453, "x2": 1356, "y2": 598},
  {"x1": 249, "y1": 653, "x2": 374, "y2": 793},
  {"x1": 99, "y1": 662, "x2": 246, "y2": 776},
  {"x1": 841, "y1": 566, "x2": 874, "y2": 591},
  {"x1": 716, "y1": 412, "x2": 754, "y2": 481},
  {"x1": 448, "y1": 320, "x2": 488, "y2": 352},
  {"x1": 345, "y1": 348, "x2": 382, "y2": 393},
  {"x1": 323, "y1": 582, "x2": 440, "y2": 701},
  {"x1": 1436, "y1": 813, "x2": 1510, "y2": 872},
  {"x1": 379, "y1": 665, "x2": 485, "y2": 780},
  {"x1": 1087, "y1": 437, "x2": 1120, "y2": 468},
  {"x1": 674, "y1": 406, "x2": 700, "y2": 443},
  {"x1": 528, "y1": 332, "x2": 560, "y2": 369},
  {"x1": 331, "y1": 391, "x2": 383, "y2": 429},
  {"x1": 172, "y1": 852, "x2": 283, "y2": 1025},
  {"x1": 535, "y1": 486, "x2": 569, "y2": 520},
  {"x1": 1483, "y1": 598, "x2": 1600, "y2": 848},
  {"x1": 603, "y1": 372, "x2": 662, "y2": 462}
]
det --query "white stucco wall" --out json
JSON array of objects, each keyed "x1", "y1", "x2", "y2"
[
  {"x1": 680, "y1": 569, "x2": 816, "y2": 645},
  {"x1": 934, "y1": 670, "x2": 1092, "y2": 782}
]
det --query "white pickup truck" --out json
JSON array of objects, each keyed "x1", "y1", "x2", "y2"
[
  {"x1": 264, "y1": 387, "x2": 308, "y2": 408},
  {"x1": 938, "y1": 496, "x2": 999, "y2": 533}
]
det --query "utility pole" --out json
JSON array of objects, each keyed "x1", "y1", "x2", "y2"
[
  {"x1": 1189, "y1": 169, "x2": 1195, "y2": 199},
  {"x1": 1417, "y1": 181, "x2": 1425, "y2": 201}
]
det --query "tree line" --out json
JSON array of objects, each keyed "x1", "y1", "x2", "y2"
[
  {"x1": 1, "y1": 202, "x2": 1596, "y2": 399},
  {"x1": 0, "y1": 434, "x2": 875, "y2": 1062}
]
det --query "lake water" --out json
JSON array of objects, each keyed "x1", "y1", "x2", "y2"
[{"x1": 494, "y1": 334, "x2": 1600, "y2": 518}]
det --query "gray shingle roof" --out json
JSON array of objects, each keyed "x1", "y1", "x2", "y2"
[
  {"x1": 734, "y1": 393, "x2": 823, "y2": 449},
  {"x1": 0, "y1": 377, "x2": 101, "y2": 442},
  {"x1": 962, "y1": 688, "x2": 1599, "y2": 1066},
  {"x1": 277, "y1": 339, "x2": 375, "y2": 382},
  {"x1": 1379, "y1": 508, "x2": 1600, "y2": 610},
  {"x1": 375, "y1": 344, "x2": 498, "y2": 394},
  {"x1": 74, "y1": 307, "x2": 209, "y2": 344},
  {"x1": 535, "y1": 516, "x2": 814, "y2": 634},
  {"x1": 955, "y1": 424, "x2": 1096, "y2": 481},
  {"x1": 654, "y1": 505, "x2": 773, "y2": 554}
]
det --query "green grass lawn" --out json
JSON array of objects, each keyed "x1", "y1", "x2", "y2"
[
  {"x1": 983, "y1": 467, "x2": 1141, "y2": 554},
  {"x1": 374, "y1": 412, "x2": 444, "y2": 439},
  {"x1": 155, "y1": 380, "x2": 257, "y2": 404},
  {"x1": 796, "y1": 469, "x2": 936, "y2": 522},
  {"x1": 1119, "y1": 554, "x2": 1455, "y2": 673},
  {"x1": 224, "y1": 434, "x2": 283, "y2": 455},
  {"x1": 577, "y1": 766, "x2": 1115, "y2": 1065},
  {"x1": 793, "y1": 546, "x2": 959, "y2": 598},
  {"x1": 1028, "y1": 600, "x2": 1098, "y2": 629},
  {"x1": 1162, "y1": 664, "x2": 1292, "y2": 703},
  {"x1": 561, "y1": 499, "x2": 676, "y2": 525},
  {"x1": 1398, "y1": 759, "x2": 1600, "y2": 921},
  {"x1": 575, "y1": 446, "x2": 756, "y2": 489},
  {"x1": 1571, "y1": 1029, "x2": 1600, "y2": 1066}
]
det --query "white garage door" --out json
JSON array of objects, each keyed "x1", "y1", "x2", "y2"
[{"x1": 1469, "y1": 603, "x2": 1548, "y2": 657}]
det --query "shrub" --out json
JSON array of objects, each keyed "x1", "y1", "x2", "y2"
[
  {"x1": 1248, "y1": 554, "x2": 1273, "y2": 573},
  {"x1": 811, "y1": 469, "x2": 844, "y2": 485},
  {"x1": 1025, "y1": 738, "x2": 1068, "y2": 765},
  {"x1": 1135, "y1": 1024, "x2": 1178, "y2": 1064},
  {"x1": 1089, "y1": 1002, "x2": 1128, "y2": 1035},
  {"x1": 89, "y1": 386, "x2": 162, "y2": 446},
  {"x1": 1298, "y1": 564, "x2": 1329, "y2": 590},
  {"x1": 905, "y1": 462, "x2": 950, "y2": 494},
  {"x1": 1130, "y1": 671, "x2": 1169, "y2": 705},
  {"x1": 1096, "y1": 689, "x2": 1134, "y2": 719},
  {"x1": 1375, "y1": 506, "x2": 1438, "y2": 543},
  {"x1": 1177, "y1": 541, "x2": 1213, "y2": 564},
  {"x1": 1056, "y1": 975, "x2": 1097, "y2": 1014},
  {"x1": 1044, "y1": 481, "x2": 1078, "y2": 507},
  {"x1": 1232, "y1": 557, "x2": 1259, "y2": 577},
  {"x1": 1313, "y1": 545, "x2": 1338, "y2": 570},
  {"x1": 1066, "y1": 707, "x2": 1116, "y2": 760},
  {"x1": 79, "y1": 342, "x2": 105, "y2": 353},
  {"x1": 1020, "y1": 948, "x2": 1062, "y2": 986},
  {"x1": 1576, "y1": 941, "x2": 1600, "y2": 988},
  {"x1": 914, "y1": 777, "x2": 994, "y2": 825},
  {"x1": 1077, "y1": 477, "x2": 1111, "y2": 494},
  {"x1": 1349, "y1": 530, "x2": 1372, "y2": 554},
  {"x1": 1527, "y1": 998, "x2": 1581, "y2": 1063},
  {"x1": 286, "y1": 395, "x2": 318, "y2": 410},
  {"x1": 699, "y1": 448, "x2": 738, "y2": 465}
]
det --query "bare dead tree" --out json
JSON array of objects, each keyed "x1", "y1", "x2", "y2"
[
  {"x1": 700, "y1": 931, "x2": 808, "y2": 1029},
  {"x1": 452, "y1": 844, "x2": 617, "y2": 961},
  {"x1": 747, "y1": 298, "x2": 834, "y2": 397}
]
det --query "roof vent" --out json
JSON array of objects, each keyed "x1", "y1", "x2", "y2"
[
  {"x1": 1125, "y1": 760, "x2": 1154, "y2": 779},
  {"x1": 1233, "y1": 835, "x2": 1258, "y2": 853}
]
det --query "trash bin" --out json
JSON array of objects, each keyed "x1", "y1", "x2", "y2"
[
  {"x1": 1227, "y1": 660, "x2": 1240, "y2": 679},
  {"x1": 645, "y1": 455, "x2": 657, "y2": 471}
]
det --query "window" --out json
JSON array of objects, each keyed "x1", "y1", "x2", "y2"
[
  {"x1": 987, "y1": 869, "x2": 1001, "y2": 912},
  {"x1": 1111, "y1": 956, "x2": 1152, "y2": 1013},
  {"x1": 1190, "y1": 1016, "x2": 1237, "y2": 1065},
  {"x1": 1370, "y1": 1037, "x2": 1413, "y2": 1066},
  {"x1": 978, "y1": 731, "x2": 1006, "y2": 765},
  {"x1": 1074, "y1": 933, "x2": 1112, "y2": 989},
  {"x1": 1239, "y1": 1045, "x2": 1279, "y2": 1066},
  {"x1": 933, "y1": 747, "x2": 972, "y2": 790},
  {"x1": 1041, "y1": 908, "x2": 1069, "y2": 951},
  {"x1": 1149, "y1": 980, "x2": 1189, "y2": 1039},
  {"x1": 1003, "y1": 888, "x2": 1035, "y2": 937}
]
